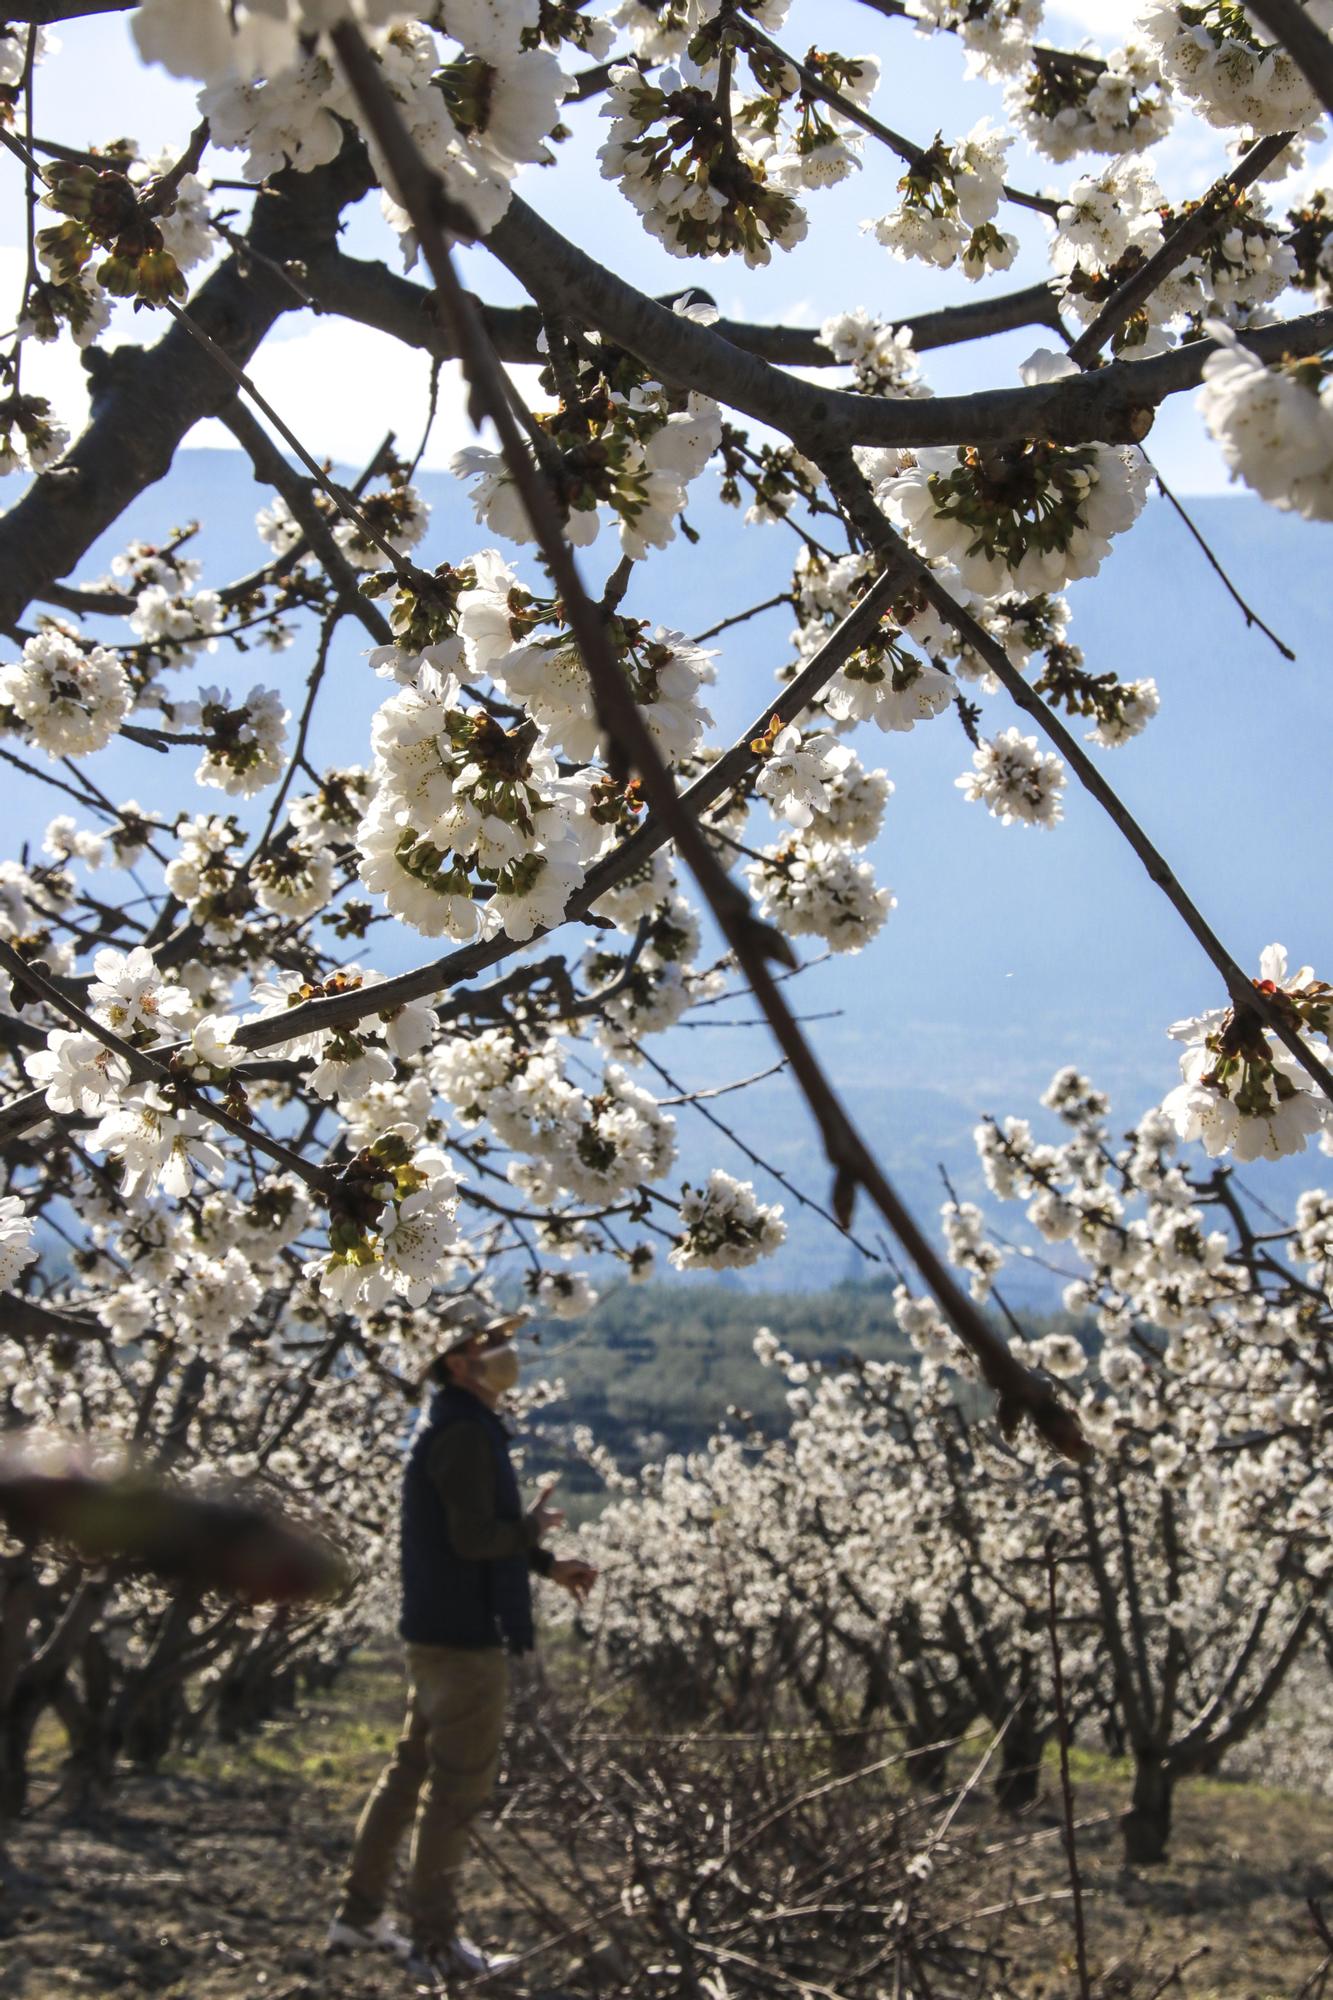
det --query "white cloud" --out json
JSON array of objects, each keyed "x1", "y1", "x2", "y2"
[
  {"x1": 188, "y1": 315, "x2": 491, "y2": 473},
  {"x1": 1044, "y1": 0, "x2": 1142, "y2": 41},
  {"x1": 0, "y1": 254, "x2": 511, "y2": 485}
]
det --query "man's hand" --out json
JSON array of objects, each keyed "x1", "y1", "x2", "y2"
[
  {"x1": 550, "y1": 1558, "x2": 597, "y2": 1605},
  {"x1": 527, "y1": 1478, "x2": 565, "y2": 1541}
]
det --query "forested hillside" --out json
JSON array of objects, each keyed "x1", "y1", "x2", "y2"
[{"x1": 521, "y1": 1279, "x2": 1082, "y2": 1502}]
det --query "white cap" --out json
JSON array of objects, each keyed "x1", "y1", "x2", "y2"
[{"x1": 436, "y1": 1295, "x2": 528, "y2": 1354}]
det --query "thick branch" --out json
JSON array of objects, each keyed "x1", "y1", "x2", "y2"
[
  {"x1": 0, "y1": 142, "x2": 373, "y2": 629},
  {"x1": 485, "y1": 195, "x2": 1333, "y2": 452},
  {"x1": 306, "y1": 244, "x2": 1065, "y2": 375},
  {"x1": 1, "y1": 1, "x2": 132, "y2": 18}
]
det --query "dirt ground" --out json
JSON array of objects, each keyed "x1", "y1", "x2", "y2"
[{"x1": 1, "y1": 1647, "x2": 1332, "y2": 2000}]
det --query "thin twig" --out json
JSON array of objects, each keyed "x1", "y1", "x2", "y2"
[
  {"x1": 692, "y1": 591, "x2": 794, "y2": 645},
  {"x1": 162, "y1": 298, "x2": 413, "y2": 577},
  {"x1": 1152, "y1": 468, "x2": 1294, "y2": 661},
  {"x1": 744, "y1": 22, "x2": 1061, "y2": 219},
  {"x1": 1046, "y1": 1541, "x2": 1092, "y2": 2000}
]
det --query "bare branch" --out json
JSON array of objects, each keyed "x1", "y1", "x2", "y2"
[
  {"x1": 218, "y1": 399, "x2": 392, "y2": 649},
  {"x1": 484, "y1": 194, "x2": 1333, "y2": 453},
  {"x1": 305, "y1": 243, "x2": 1066, "y2": 372},
  {"x1": 1, "y1": 1, "x2": 132, "y2": 19}
]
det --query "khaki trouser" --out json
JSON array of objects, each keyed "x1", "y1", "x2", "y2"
[{"x1": 337, "y1": 1643, "x2": 509, "y2": 1947}]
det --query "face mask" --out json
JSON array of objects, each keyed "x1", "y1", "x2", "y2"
[{"x1": 473, "y1": 1344, "x2": 520, "y2": 1393}]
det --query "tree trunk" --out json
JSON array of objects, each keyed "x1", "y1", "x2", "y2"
[
  {"x1": 901, "y1": 1726, "x2": 951, "y2": 1792},
  {"x1": 1121, "y1": 1752, "x2": 1174, "y2": 1864},
  {"x1": 124, "y1": 1685, "x2": 182, "y2": 1770},
  {"x1": 993, "y1": 1700, "x2": 1047, "y2": 1815},
  {"x1": 58, "y1": 1632, "x2": 118, "y2": 1809},
  {"x1": 0, "y1": 1693, "x2": 42, "y2": 1821}
]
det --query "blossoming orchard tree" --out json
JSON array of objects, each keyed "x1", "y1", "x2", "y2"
[
  {"x1": 1, "y1": 0, "x2": 1332, "y2": 1814},
  {"x1": 581, "y1": 1067, "x2": 1333, "y2": 1862}
]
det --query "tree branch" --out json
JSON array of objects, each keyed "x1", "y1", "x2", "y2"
[
  {"x1": 744, "y1": 21, "x2": 1061, "y2": 218},
  {"x1": 826, "y1": 456, "x2": 1333, "y2": 1110},
  {"x1": 1, "y1": 1, "x2": 133, "y2": 19},
  {"x1": 229, "y1": 561, "x2": 909, "y2": 1055},
  {"x1": 483, "y1": 194, "x2": 1333, "y2": 453},
  {"x1": 0, "y1": 140, "x2": 374, "y2": 629},
  {"x1": 305, "y1": 243, "x2": 1066, "y2": 374},
  {"x1": 218, "y1": 400, "x2": 392, "y2": 649},
  {"x1": 1068, "y1": 131, "x2": 1296, "y2": 368}
]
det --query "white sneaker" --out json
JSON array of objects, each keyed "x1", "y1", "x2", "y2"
[
  {"x1": 449, "y1": 1934, "x2": 518, "y2": 1977},
  {"x1": 407, "y1": 1935, "x2": 519, "y2": 1984},
  {"x1": 325, "y1": 1911, "x2": 412, "y2": 1957}
]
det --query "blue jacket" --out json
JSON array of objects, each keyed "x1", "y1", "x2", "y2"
[{"x1": 399, "y1": 1385, "x2": 536, "y2": 1651}]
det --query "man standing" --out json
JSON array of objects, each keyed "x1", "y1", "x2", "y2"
[{"x1": 327, "y1": 1298, "x2": 597, "y2": 1981}]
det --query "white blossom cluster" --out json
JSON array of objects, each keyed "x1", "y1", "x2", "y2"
[
  {"x1": 818, "y1": 311, "x2": 926, "y2": 398},
  {"x1": 453, "y1": 387, "x2": 721, "y2": 558},
  {"x1": 356, "y1": 659, "x2": 592, "y2": 943},
  {"x1": 906, "y1": 0, "x2": 1043, "y2": 81},
  {"x1": 434, "y1": 1025, "x2": 678, "y2": 1208},
  {"x1": 1139, "y1": 1, "x2": 1327, "y2": 137},
  {"x1": 878, "y1": 434, "x2": 1152, "y2": 598},
  {"x1": 0, "y1": 629, "x2": 131, "y2": 759},
  {"x1": 136, "y1": 5, "x2": 571, "y2": 260},
  {"x1": 130, "y1": 581, "x2": 225, "y2": 661},
  {"x1": 0, "y1": 394, "x2": 71, "y2": 474},
  {"x1": 461, "y1": 551, "x2": 717, "y2": 765},
  {"x1": 1198, "y1": 324, "x2": 1333, "y2": 521},
  {"x1": 1160, "y1": 943, "x2": 1333, "y2": 1163},
  {"x1": 668, "y1": 1168, "x2": 786, "y2": 1269},
  {"x1": 0, "y1": 1194, "x2": 37, "y2": 1290},
  {"x1": 955, "y1": 726, "x2": 1066, "y2": 828},
  {"x1": 1053, "y1": 161, "x2": 1298, "y2": 349},
  {"x1": 585, "y1": 885, "x2": 726, "y2": 1057},
  {"x1": 597, "y1": 42, "x2": 880, "y2": 268},
  {"x1": 863, "y1": 120, "x2": 1019, "y2": 281},
  {"x1": 1008, "y1": 43, "x2": 1173, "y2": 162}
]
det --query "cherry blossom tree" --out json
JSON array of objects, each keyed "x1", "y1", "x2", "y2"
[
  {"x1": 1, "y1": 0, "x2": 1332, "y2": 1805},
  {"x1": 576, "y1": 1067, "x2": 1331, "y2": 1864}
]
